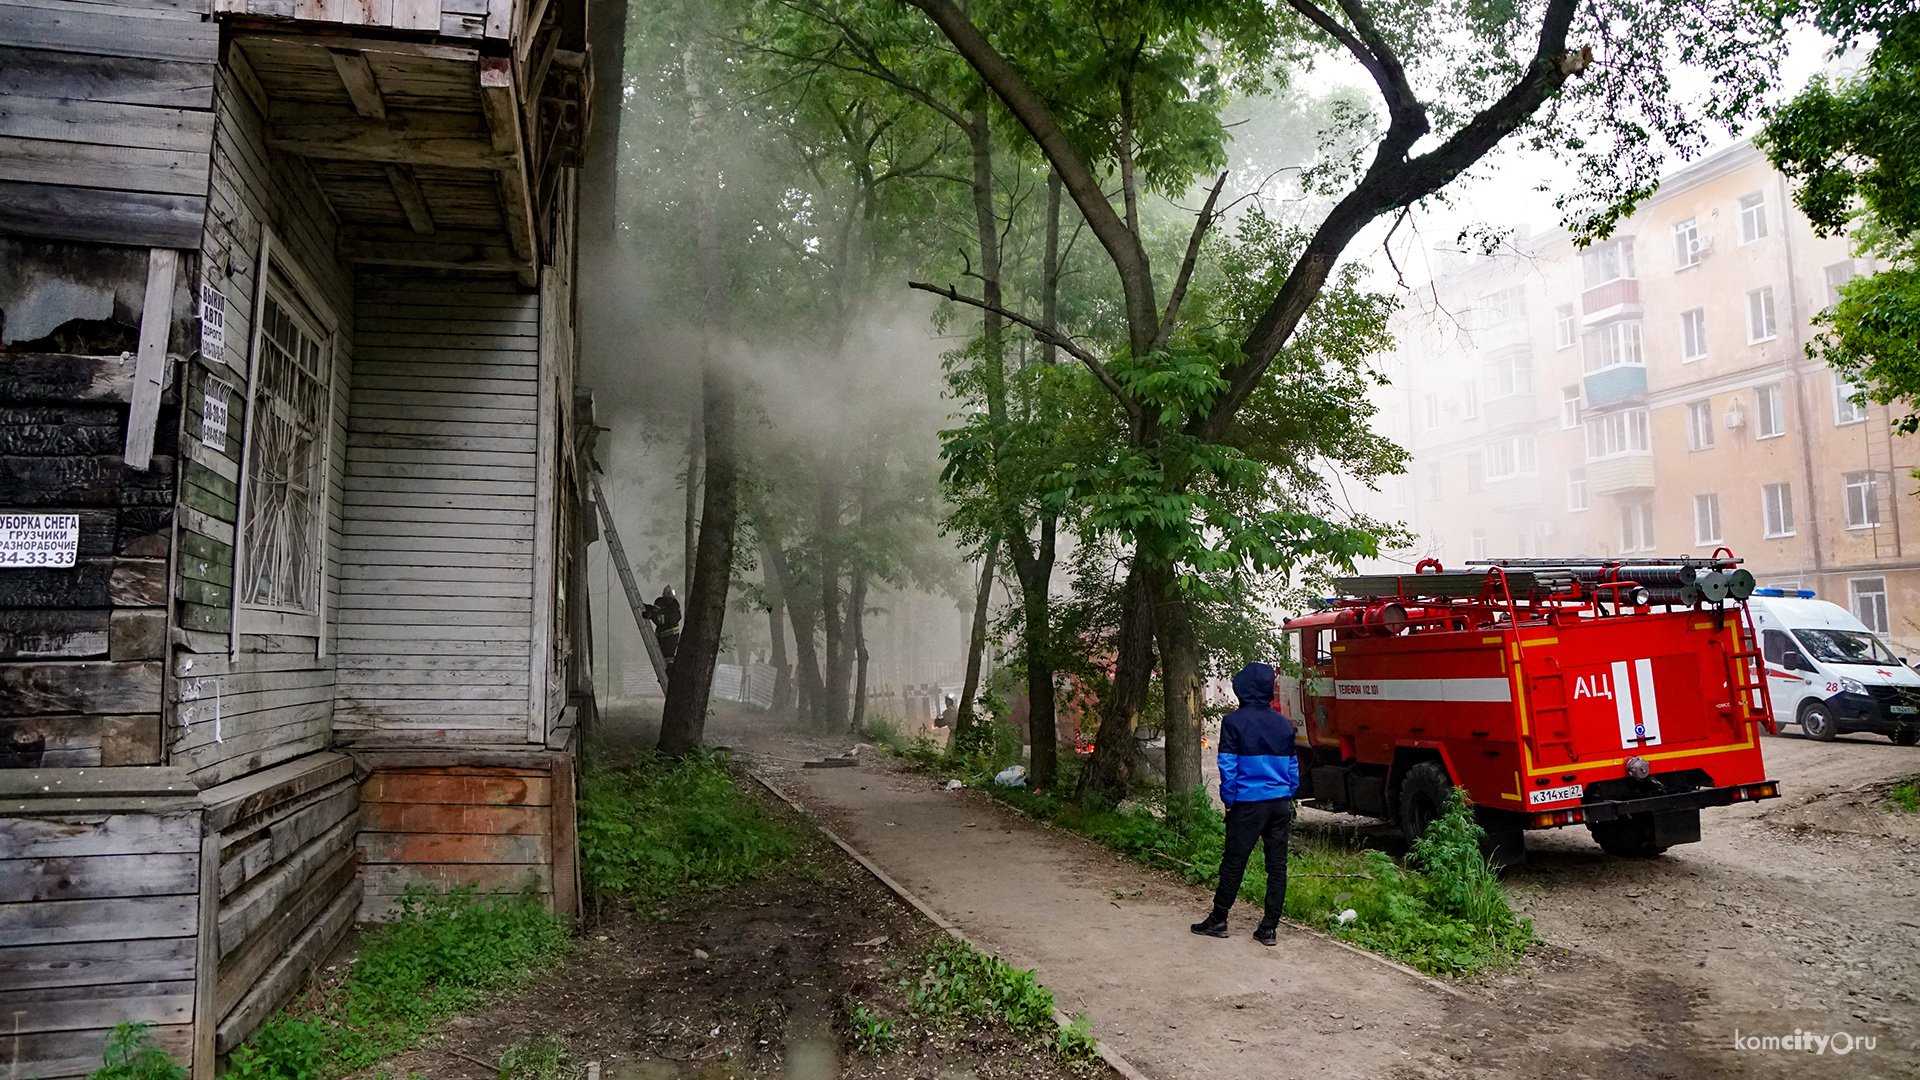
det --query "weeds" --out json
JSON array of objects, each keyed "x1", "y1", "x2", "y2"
[
  {"x1": 844, "y1": 1004, "x2": 899, "y2": 1054},
  {"x1": 976, "y1": 771, "x2": 1532, "y2": 976},
  {"x1": 577, "y1": 751, "x2": 794, "y2": 901},
  {"x1": 497, "y1": 1036, "x2": 572, "y2": 1080},
  {"x1": 1056, "y1": 1013, "x2": 1099, "y2": 1061},
  {"x1": 911, "y1": 937, "x2": 1056, "y2": 1033},
  {"x1": 224, "y1": 887, "x2": 569, "y2": 1079},
  {"x1": 88, "y1": 1023, "x2": 186, "y2": 1080},
  {"x1": 1888, "y1": 776, "x2": 1920, "y2": 812}
]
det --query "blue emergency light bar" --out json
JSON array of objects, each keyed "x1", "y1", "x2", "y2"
[{"x1": 1751, "y1": 588, "x2": 1817, "y2": 598}]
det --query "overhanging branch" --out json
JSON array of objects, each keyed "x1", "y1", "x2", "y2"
[
  {"x1": 907, "y1": 279, "x2": 1140, "y2": 419},
  {"x1": 1152, "y1": 171, "x2": 1228, "y2": 353}
]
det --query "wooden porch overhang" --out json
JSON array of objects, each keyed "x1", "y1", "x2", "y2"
[{"x1": 219, "y1": 18, "x2": 587, "y2": 286}]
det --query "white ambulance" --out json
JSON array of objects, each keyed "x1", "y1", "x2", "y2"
[{"x1": 1748, "y1": 590, "x2": 1920, "y2": 745}]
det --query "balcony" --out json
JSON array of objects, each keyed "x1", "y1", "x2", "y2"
[
  {"x1": 1474, "y1": 319, "x2": 1532, "y2": 354},
  {"x1": 1581, "y1": 278, "x2": 1642, "y2": 322},
  {"x1": 1486, "y1": 474, "x2": 1543, "y2": 513},
  {"x1": 1588, "y1": 454, "x2": 1655, "y2": 495},
  {"x1": 1584, "y1": 365, "x2": 1648, "y2": 409},
  {"x1": 1481, "y1": 392, "x2": 1536, "y2": 432}
]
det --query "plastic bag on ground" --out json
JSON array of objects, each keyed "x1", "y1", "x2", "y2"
[
  {"x1": 944, "y1": 779, "x2": 963, "y2": 790},
  {"x1": 993, "y1": 764, "x2": 1028, "y2": 787}
]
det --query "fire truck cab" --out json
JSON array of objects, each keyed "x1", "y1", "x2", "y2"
[{"x1": 1284, "y1": 556, "x2": 1781, "y2": 861}]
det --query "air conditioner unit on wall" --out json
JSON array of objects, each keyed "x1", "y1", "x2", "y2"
[{"x1": 1724, "y1": 404, "x2": 1747, "y2": 429}]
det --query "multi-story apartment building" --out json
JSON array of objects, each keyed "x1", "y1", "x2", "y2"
[{"x1": 1367, "y1": 141, "x2": 1919, "y2": 655}]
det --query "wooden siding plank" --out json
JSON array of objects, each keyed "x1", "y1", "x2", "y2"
[
  {"x1": 0, "y1": 180, "x2": 205, "y2": 247},
  {"x1": 0, "y1": 0, "x2": 217, "y2": 62},
  {"x1": 215, "y1": 881, "x2": 355, "y2": 1053},
  {"x1": 0, "y1": 936, "x2": 195, "y2": 992},
  {"x1": 0, "y1": 852, "x2": 198, "y2": 903},
  {"x1": 0, "y1": 95, "x2": 214, "y2": 152},
  {"x1": 0, "y1": 894, "x2": 197, "y2": 945},
  {"x1": 1, "y1": 1024, "x2": 191, "y2": 1080},
  {"x1": 199, "y1": 751, "x2": 353, "y2": 829},
  {"x1": 362, "y1": 861, "x2": 549, "y2": 894},
  {"x1": 0, "y1": 661, "x2": 163, "y2": 717},
  {"x1": 358, "y1": 801, "x2": 547, "y2": 835},
  {"x1": 0, "y1": 46, "x2": 214, "y2": 108},
  {"x1": 212, "y1": 847, "x2": 356, "y2": 1019},
  {"x1": 0, "y1": 980, "x2": 193, "y2": 1034},
  {"x1": 361, "y1": 772, "x2": 548, "y2": 805},
  {"x1": 0, "y1": 812, "x2": 198, "y2": 859},
  {"x1": 217, "y1": 817, "x2": 355, "y2": 954},
  {"x1": 0, "y1": 135, "x2": 209, "y2": 195},
  {"x1": 358, "y1": 829, "x2": 546, "y2": 864}
]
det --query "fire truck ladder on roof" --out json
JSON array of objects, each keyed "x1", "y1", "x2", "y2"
[{"x1": 590, "y1": 472, "x2": 671, "y2": 689}]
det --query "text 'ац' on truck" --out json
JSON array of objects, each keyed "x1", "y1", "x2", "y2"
[{"x1": 1283, "y1": 554, "x2": 1779, "y2": 862}]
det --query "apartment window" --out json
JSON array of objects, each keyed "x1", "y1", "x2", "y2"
[
  {"x1": 1694, "y1": 493, "x2": 1722, "y2": 545},
  {"x1": 1423, "y1": 392, "x2": 1440, "y2": 429},
  {"x1": 1554, "y1": 304, "x2": 1576, "y2": 349},
  {"x1": 1680, "y1": 307, "x2": 1708, "y2": 361},
  {"x1": 1567, "y1": 468, "x2": 1589, "y2": 511},
  {"x1": 1583, "y1": 237, "x2": 1637, "y2": 287},
  {"x1": 1584, "y1": 320, "x2": 1645, "y2": 372},
  {"x1": 1466, "y1": 452, "x2": 1485, "y2": 493},
  {"x1": 1489, "y1": 352, "x2": 1531, "y2": 398},
  {"x1": 1424, "y1": 462, "x2": 1443, "y2": 500},
  {"x1": 1486, "y1": 435, "x2": 1537, "y2": 479},
  {"x1": 1746, "y1": 287, "x2": 1777, "y2": 342},
  {"x1": 1738, "y1": 192, "x2": 1768, "y2": 244},
  {"x1": 1844, "y1": 470, "x2": 1880, "y2": 529},
  {"x1": 240, "y1": 281, "x2": 332, "y2": 616},
  {"x1": 1824, "y1": 260, "x2": 1856, "y2": 305},
  {"x1": 1851, "y1": 577, "x2": 1890, "y2": 636},
  {"x1": 1488, "y1": 285, "x2": 1526, "y2": 324},
  {"x1": 1471, "y1": 530, "x2": 1490, "y2": 560},
  {"x1": 1619, "y1": 500, "x2": 1655, "y2": 553},
  {"x1": 1686, "y1": 400, "x2": 1715, "y2": 450},
  {"x1": 1755, "y1": 383, "x2": 1785, "y2": 438},
  {"x1": 1762, "y1": 482, "x2": 1795, "y2": 537},
  {"x1": 1586, "y1": 408, "x2": 1652, "y2": 459},
  {"x1": 1461, "y1": 381, "x2": 1480, "y2": 419},
  {"x1": 1672, "y1": 217, "x2": 1702, "y2": 268},
  {"x1": 1834, "y1": 374, "x2": 1868, "y2": 426},
  {"x1": 1560, "y1": 385, "x2": 1582, "y2": 429}
]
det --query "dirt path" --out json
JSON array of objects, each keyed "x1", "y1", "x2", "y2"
[{"x1": 713, "y1": 711, "x2": 1917, "y2": 1079}]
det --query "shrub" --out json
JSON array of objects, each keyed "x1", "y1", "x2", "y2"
[
  {"x1": 88, "y1": 1023, "x2": 186, "y2": 1080},
  {"x1": 577, "y1": 751, "x2": 794, "y2": 900}
]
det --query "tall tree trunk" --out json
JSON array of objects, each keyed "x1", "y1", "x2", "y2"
[
  {"x1": 658, "y1": 33, "x2": 736, "y2": 756},
  {"x1": 766, "y1": 590, "x2": 792, "y2": 716},
  {"x1": 764, "y1": 536, "x2": 825, "y2": 724},
  {"x1": 816, "y1": 470, "x2": 847, "y2": 729},
  {"x1": 950, "y1": 541, "x2": 998, "y2": 750},
  {"x1": 1150, "y1": 560, "x2": 1204, "y2": 805},
  {"x1": 848, "y1": 569, "x2": 869, "y2": 732},
  {"x1": 1078, "y1": 561, "x2": 1157, "y2": 803},
  {"x1": 1006, "y1": 521, "x2": 1056, "y2": 790},
  {"x1": 683, "y1": 411, "x2": 700, "y2": 600}
]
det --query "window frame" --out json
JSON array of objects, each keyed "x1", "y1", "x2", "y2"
[
  {"x1": 1465, "y1": 451, "x2": 1486, "y2": 493},
  {"x1": 1738, "y1": 191, "x2": 1768, "y2": 245},
  {"x1": 1485, "y1": 435, "x2": 1538, "y2": 480},
  {"x1": 1762, "y1": 481, "x2": 1795, "y2": 538},
  {"x1": 1824, "y1": 260, "x2": 1856, "y2": 306},
  {"x1": 1680, "y1": 307, "x2": 1708, "y2": 362},
  {"x1": 1833, "y1": 374, "x2": 1868, "y2": 426},
  {"x1": 1755, "y1": 383, "x2": 1786, "y2": 439},
  {"x1": 1746, "y1": 286, "x2": 1778, "y2": 343},
  {"x1": 230, "y1": 230, "x2": 339, "y2": 655},
  {"x1": 1554, "y1": 304, "x2": 1576, "y2": 349},
  {"x1": 1844, "y1": 470, "x2": 1880, "y2": 529},
  {"x1": 1583, "y1": 320, "x2": 1646, "y2": 373},
  {"x1": 1586, "y1": 407, "x2": 1652, "y2": 460},
  {"x1": 1619, "y1": 500, "x2": 1655, "y2": 553},
  {"x1": 1560, "y1": 385, "x2": 1582, "y2": 430},
  {"x1": 1582, "y1": 237, "x2": 1637, "y2": 288},
  {"x1": 1686, "y1": 399, "x2": 1715, "y2": 451},
  {"x1": 1850, "y1": 577, "x2": 1890, "y2": 637},
  {"x1": 1461, "y1": 380, "x2": 1480, "y2": 420},
  {"x1": 1672, "y1": 217, "x2": 1702, "y2": 268},
  {"x1": 1566, "y1": 467, "x2": 1589, "y2": 512},
  {"x1": 1693, "y1": 492, "x2": 1722, "y2": 546}
]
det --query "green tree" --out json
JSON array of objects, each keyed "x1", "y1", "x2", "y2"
[
  {"x1": 1760, "y1": 3, "x2": 1920, "y2": 435},
  {"x1": 898, "y1": 0, "x2": 1795, "y2": 801}
]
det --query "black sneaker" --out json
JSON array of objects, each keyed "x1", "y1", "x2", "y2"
[
  {"x1": 1190, "y1": 912, "x2": 1229, "y2": 938},
  {"x1": 1254, "y1": 921, "x2": 1278, "y2": 946}
]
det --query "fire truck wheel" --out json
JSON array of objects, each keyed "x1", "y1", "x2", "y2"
[
  {"x1": 1588, "y1": 814, "x2": 1667, "y2": 858},
  {"x1": 1799, "y1": 701, "x2": 1840, "y2": 742},
  {"x1": 1397, "y1": 760, "x2": 1453, "y2": 846},
  {"x1": 1893, "y1": 726, "x2": 1919, "y2": 747}
]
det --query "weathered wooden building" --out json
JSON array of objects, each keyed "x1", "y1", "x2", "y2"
[{"x1": 1, "y1": 0, "x2": 602, "y2": 1075}]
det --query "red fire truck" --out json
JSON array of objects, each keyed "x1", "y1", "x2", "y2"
[{"x1": 1283, "y1": 555, "x2": 1780, "y2": 860}]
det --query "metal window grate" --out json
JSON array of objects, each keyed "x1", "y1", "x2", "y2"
[{"x1": 242, "y1": 288, "x2": 329, "y2": 612}]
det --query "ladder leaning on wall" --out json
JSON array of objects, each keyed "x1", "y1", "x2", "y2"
[{"x1": 590, "y1": 472, "x2": 671, "y2": 688}]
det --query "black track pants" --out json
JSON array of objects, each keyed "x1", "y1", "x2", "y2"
[{"x1": 1212, "y1": 797, "x2": 1292, "y2": 922}]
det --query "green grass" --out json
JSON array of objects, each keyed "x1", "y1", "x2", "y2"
[
  {"x1": 903, "y1": 937, "x2": 1100, "y2": 1064},
  {"x1": 577, "y1": 750, "x2": 795, "y2": 901},
  {"x1": 975, "y1": 764, "x2": 1531, "y2": 977},
  {"x1": 223, "y1": 887, "x2": 570, "y2": 1080},
  {"x1": 497, "y1": 1035, "x2": 573, "y2": 1080},
  {"x1": 1888, "y1": 776, "x2": 1920, "y2": 812}
]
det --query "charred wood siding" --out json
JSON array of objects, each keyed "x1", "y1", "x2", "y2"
[
  {"x1": 332, "y1": 272, "x2": 539, "y2": 743},
  {"x1": 0, "y1": 352, "x2": 175, "y2": 769},
  {"x1": 173, "y1": 66, "x2": 354, "y2": 788},
  {"x1": 0, "y1": 2, "x2": 218, "y2": 248}
]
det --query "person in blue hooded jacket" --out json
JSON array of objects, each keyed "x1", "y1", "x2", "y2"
[{"x1": 1191, "y1": 661, "x2": 1301, "y2": 945}]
